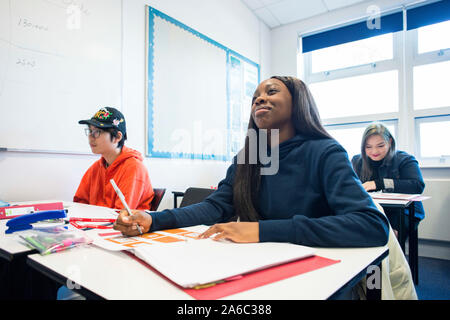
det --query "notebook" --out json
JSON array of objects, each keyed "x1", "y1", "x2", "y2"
[
  {"x1": 369, "y1": 192, "x2": 429, "y2": 201},
  {"x1": 133, "y1": 238, "x2": 315, "y2": 288}
]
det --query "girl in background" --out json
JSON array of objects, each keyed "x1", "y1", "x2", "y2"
[{"x1": 351, "y1": 123, "x2": 425, "y2": 238}]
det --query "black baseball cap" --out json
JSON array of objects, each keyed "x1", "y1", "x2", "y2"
[{"x1": 79, "y1": 107, "x2": 126, "y2": 137}]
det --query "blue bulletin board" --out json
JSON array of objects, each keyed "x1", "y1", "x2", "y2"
[{"x1": 146, "y1": 6, "x2": 260, "y2": 160}]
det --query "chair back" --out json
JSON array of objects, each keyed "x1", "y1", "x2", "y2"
[
  {"x1": 179, "y1": 187, "x2": 215, "y2": 208},
  {"x1": 150, "y1": 188, "x2": 166, "y2": 211}
]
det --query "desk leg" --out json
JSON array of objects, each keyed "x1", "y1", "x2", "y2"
[
  {"x1": 172, "y1": 192, "x2": 184, "y2": 208},
  {"x1": 399, "y1": 208, "x2": 405, "y2": 253},
  {"x1": 409, "y1": 204, "x2": 418, "y2": 285}
]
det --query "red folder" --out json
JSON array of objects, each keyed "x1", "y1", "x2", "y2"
[
  {"x1": 184, "y1": 255, "x2": 340, "y2": 300},
  {"x1": 0, "y1": 202, "x2": 64, "y2": 220},
  {"x1": 126, "y1": 251, "x2": 339, "y2": 300}
]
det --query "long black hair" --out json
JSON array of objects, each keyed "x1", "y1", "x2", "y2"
[{"x1": 232, "y1": 76, "x2": 332, "y2": 222}]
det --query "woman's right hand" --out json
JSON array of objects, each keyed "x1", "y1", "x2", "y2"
[
  {"x1": 362, "y1": 181, "x2": 376, "y2": 192},
  {"x1": 113, "y1": 210, "x2": 152, "y2": 236}
]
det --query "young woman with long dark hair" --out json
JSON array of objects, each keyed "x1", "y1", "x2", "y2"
[{"x1": 114, "y1": 76, "x2": 389, "y2": 247}]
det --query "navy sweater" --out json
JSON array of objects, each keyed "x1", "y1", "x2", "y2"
[
  {"x1": 352, "y1": 151, "x2": 425, "y2": 220},
  {"x1": 149, "y1": 135, "x2": 389, "y2": 247}
]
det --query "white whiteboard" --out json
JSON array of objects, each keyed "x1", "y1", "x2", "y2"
[{"x1": 0, "y1": 0, "x2": 122, "y2": 153}]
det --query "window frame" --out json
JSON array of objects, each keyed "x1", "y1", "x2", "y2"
[
  {"x1": 324, "y1": 119, "x2": 398, "y2": 160},
  {"x1": 415, "y1": 115, "x2": 450, "y2": 167},
  {"x1": 410, "y1": 23, "x2": 450, "y2": 165},
  {"x1": 300, "y1": 11, "x2": 450, "y2": 168}
]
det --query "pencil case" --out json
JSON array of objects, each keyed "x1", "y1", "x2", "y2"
[{"x1": 19, "y1": 226, "x2": 93, "y2": 255}]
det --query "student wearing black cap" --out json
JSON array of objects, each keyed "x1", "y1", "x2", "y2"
[{"x1": 74, "y1": 107, "x2": 154, "y2": 210}]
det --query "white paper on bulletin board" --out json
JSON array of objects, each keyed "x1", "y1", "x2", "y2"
[{"x1": 148, "y1": 14, "x2": 228, "y2": 160}]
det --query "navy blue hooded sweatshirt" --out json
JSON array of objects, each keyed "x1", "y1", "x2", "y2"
[{"x1": 149, "y1": 135, "x2": 389, "y2": 247}]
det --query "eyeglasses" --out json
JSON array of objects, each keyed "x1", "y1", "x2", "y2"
[{"x1": 84, "y1": 128, "x2": 103, "y2": 139}]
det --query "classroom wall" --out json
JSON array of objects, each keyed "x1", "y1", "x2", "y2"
[
  {"x1": 270, "y1": 0, "x2": 450, "y2": 259},
  {"x1": 0, "y1": 0, "x2": 271, "y2": 210}
]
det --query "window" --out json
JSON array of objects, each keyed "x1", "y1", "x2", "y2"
[
  {"x1": 409, "y1": 2, "x2": 450, "y2": 166},
  {"x1": 311, "y1": 33, "x2": 393, "y2": 73},
  {"x1": 416, "y1": 116, "x2": 450, "y2": 164},
  {"x1": 300, "y1": 1, "x2": 450, "y2": 167},
  {"x1": 309, "y1": 70, "x2": 398, "y2": 119},
  {"x1": 326, "y1": 121, "x2": 397, "y2": 160},
  {"x1": 417, "y1": 20, "x2": 450, "y2": 54},
  {"x1": 413, "y1": 60, "x2": 450, "y2": 110}
]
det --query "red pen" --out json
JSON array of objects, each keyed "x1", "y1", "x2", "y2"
[
  {"x1": 69, "y1": 218, "x2": 116, "y2": 230},
  {"x1": 69, "y1": 218, "x2": 116, "y2": 223}
]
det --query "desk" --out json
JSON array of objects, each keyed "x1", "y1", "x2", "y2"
[
  {"x1": 0, "y1": 200, "x2": 115, "y2": 261},
  {"x1": 0, "y1": 218, "x2": 40, "y2": 299},
  {"x1": 0, "y1": 201, "x2": 117, "y2": 299},
  {"x1": 374, "y1": 199, "x2": 419, "y2": 285},
  {"x1": 2, "y1": 201, "x2": 389, "y2": 300},
  {"x1": 0, "y1": 220, "x2": 36, "y2": 261},
  {"x1": 1, "y1": 201, "x2": 62, "y2": 299},
  {"x1": 27, "y1": 240, "x2": 388, "y2": 300},
  {"x1": 0, "y1": 200, "x2": 65, "y2": 261}
]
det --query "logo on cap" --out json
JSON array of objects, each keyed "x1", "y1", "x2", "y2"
[{"x1": 94, "y1": 108, "x2": 111, "y2": 120}]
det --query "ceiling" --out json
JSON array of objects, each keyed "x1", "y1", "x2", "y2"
[{"x1": 241, "y1": 0, "x2": 369, "y2": 29}]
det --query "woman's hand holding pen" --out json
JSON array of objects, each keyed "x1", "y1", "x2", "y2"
[
  {"x1": 198, "y1": 222, "x2": 259, "y2": 243},
  {"x1": 113, "y1": 210, "x2": 152, "y2": 236}
]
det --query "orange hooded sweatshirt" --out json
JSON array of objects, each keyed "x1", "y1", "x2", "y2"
[{"x1": 73, "y1": 146, "x2": 154, "y2": 210}]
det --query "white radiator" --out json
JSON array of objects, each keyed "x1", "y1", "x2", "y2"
[{"x1": 419, "y1": 179, "x2": 450, "y2": 242}]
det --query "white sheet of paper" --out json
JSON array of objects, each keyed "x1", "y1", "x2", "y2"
[
  {"x1": 369, "y1": 192, "x2": 421, "y2": 200},
  {"x1": 66, "y1": 203, "x2": 118, "y2": 219},
  {"x1": 133, "y1": 237, "x2": 315, "y2": 288}
]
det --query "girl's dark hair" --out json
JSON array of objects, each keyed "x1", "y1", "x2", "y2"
[
  {"x1": 232, "y1": 76, "x2": 332, "y2": 222},
  {"x1": 359, "y1": 123, "x2": 396, "y2": 182},
  {"x1": 105, "y1": 127, "x2": 127, "y2": 149}
]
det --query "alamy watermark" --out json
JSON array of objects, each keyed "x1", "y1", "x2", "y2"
[
  {"x1": 236, "y1": 129, "x2": 279, "y2": 176},
  {"x1": 65, "y1": 1, "x2": 90, "y2": 30},
  {"x1": 366, "y1": 265, "x2": 381, "y2": 290},
  {"x1": 169, "y1": 123, "x2": 280, "y2": 176},
  {"x1": 366, "y1": 5, "x2": 381, "y2": 30},
  {"x1": 66, "y1": 264, "x2": 81, "y2": 290}
]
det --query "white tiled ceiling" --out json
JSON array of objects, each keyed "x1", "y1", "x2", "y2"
[{"x1": 241, "y1": 0, "x2": 367, "y2": 28}]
